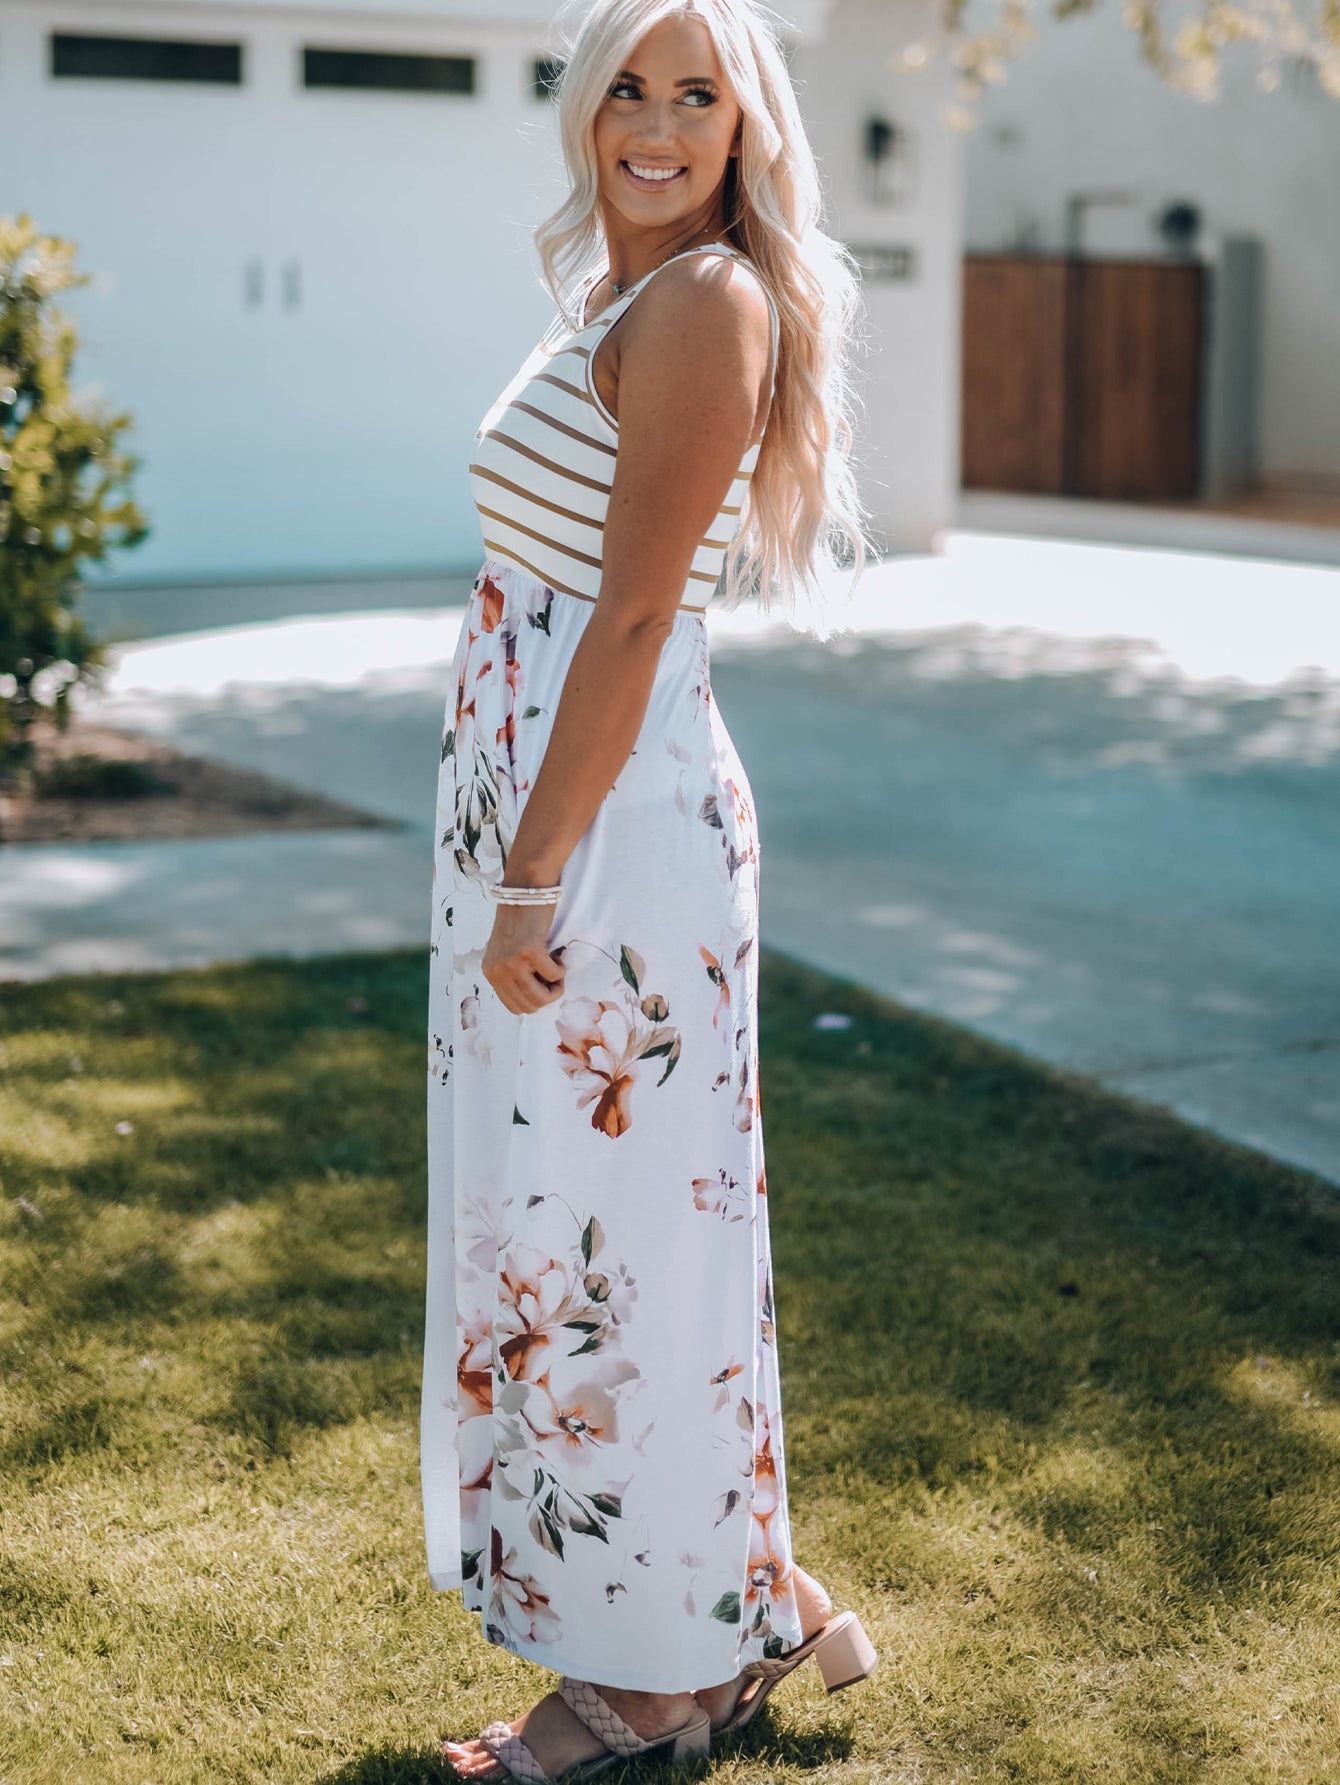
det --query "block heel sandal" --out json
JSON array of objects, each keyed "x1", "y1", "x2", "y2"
[
  {"x1": 707, "y1": 1609, "x2": 880, "y2": 1736},
  {"x1": 445, "y1": 1675, "x2": 711, "y2": 1783}
]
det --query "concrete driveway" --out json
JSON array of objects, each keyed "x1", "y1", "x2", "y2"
[{"x1": 2, "y1": 528, "x2": 1336, "y2": 1187}]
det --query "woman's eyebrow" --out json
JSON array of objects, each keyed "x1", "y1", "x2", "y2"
[{"x1": 614, "y1": 70, "x2": 720, "y2": 86}]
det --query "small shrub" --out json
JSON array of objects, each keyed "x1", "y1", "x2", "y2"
[
  {"x1": 32, "y1": 752, "x2": 172, "y2": 800},
  {"x1": 0, "y1": 212, "x2": 148, "y2": 815}
]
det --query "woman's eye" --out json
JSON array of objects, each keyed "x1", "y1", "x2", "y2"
[{"x1": 607, "y1": 83, "x2": 716, "y2": 105}]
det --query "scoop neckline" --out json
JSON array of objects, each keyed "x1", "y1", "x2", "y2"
[{"x1": 577, "y1": 240, "x2": 747, "y2": 331}]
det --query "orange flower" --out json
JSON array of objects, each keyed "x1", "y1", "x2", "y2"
[
  {"x1": 522, "y1": 1358, "x2": 637, "y2": 1470},
  {"x1": 497, "y1": 1252, "x2": 591, "y2": 1381},
  {"x1": 554, "y1": 997, "x2": 642, "y2": 1138},
  {"x1": 457, "y1": 1305, "x2": 493, "y2": 1418},
  {"x1": 699, "y1": 945, "x2": 731, "y2": 1030},
  {"x1": 496, "y1": 653, "x2": 525, "y2": 762},
  {"x1": 479, "y1": 575, "x2": 506, "y2": 633},
  {"x1": 489, "y1": 1526, "x2": 561, "y2": 1643}
]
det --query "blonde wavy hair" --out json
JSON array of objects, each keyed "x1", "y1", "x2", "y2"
[{"x1": 536, "y1": 0, "x2": 878, "y2": 632}]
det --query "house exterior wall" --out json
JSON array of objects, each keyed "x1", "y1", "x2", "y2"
[
  {"x1": 962, "y1": 2, "x2": 1340, "y2": 487},
  {"x1": 2, "y1": 0, "x2": 960, "y2": 580}
]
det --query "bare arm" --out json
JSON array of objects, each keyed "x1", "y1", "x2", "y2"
[{"x1": 483, "y1": 258, "x2": 773, "y2": 1013}]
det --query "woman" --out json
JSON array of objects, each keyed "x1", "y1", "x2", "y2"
[{"x1": 424, "y1": 1, "x2": 878, "y2": 1777}]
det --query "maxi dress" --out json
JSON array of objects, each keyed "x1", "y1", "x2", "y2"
[{"x1": 422, "y1": 242, "x2": 805, "y2": 1693}]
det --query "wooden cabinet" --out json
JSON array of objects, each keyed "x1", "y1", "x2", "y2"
[{"x1": 962, "y1": 254, "x2": 1205, "y2": 501}]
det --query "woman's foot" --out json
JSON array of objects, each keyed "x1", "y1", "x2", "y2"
[
  {"x1": 694, "y1": 1564, "x2": 835, "y2": 1733},
  {"x1": 442, "y1": 1681, "x2": 700, "y2": 1780}
]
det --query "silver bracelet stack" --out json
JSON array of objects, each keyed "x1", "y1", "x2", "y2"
[{"x1": 489, "y1": 881, "x2": 562, "y2": 906}]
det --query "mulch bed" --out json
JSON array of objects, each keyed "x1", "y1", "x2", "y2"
[{"x1": 0, "y1": 717, "x2": 396, "y2": 845}]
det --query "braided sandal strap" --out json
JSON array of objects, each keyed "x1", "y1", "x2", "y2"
[
  {"x1": 739, "y1": 1652, "x2": 801, "y2": 1681},
  {"x1": 557, "y1": 1676, "x2": 655, "y2": 1758},
  {"x1": 741, "y1": 1609, "x2": 854, "y2": 1683},
  {"x1": 477, "y1": 1718, "x2": 554, "y2": 1784}
]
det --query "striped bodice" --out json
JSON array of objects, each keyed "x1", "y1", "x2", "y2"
[{"x1": 468, "y1": 242, "x2": 780, "y2": 615}]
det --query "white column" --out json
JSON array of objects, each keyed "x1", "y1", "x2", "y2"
[{"x1": 792, "y1": 0, "x2": 963, "y2": 552}]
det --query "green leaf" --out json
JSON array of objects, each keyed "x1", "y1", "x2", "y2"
[
  {"x1": 710, "y1": 1591, "x2": 742, "y2": 1625},
  {"x1": 654, "y1": 1037, "x2": 681, "y2": 1088},
  {"x1": 581, "y1": 1215, "x2": 597, "y2": 1266},
  {"x1": 619, "y1": 945, "x2": 641, "y2": 993}
]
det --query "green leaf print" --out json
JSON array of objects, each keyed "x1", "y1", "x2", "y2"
[
  {"x1": 763, "y1": 1634, "x2": 787, "y2": 1659},
  {"x1": 589, "y1": 1491, "x2": 623, "y2": 1517},
  {"x1": 441, "y1": 730, "x2": 455, "y2": 762},
  {"x1": 521, "y1": 705, "x2": 542, "y2": 719},
  {"x1": 533, "y1": 1505, "x2": 566, "y2": 1558},
  {"x1": 461, "y1": 1547, "x2": 483, "y2": 1585},
  {"x1": 646, "y1": 1034, "x2": 681, "y2": 1087},
  {"x1": 619, "y1": 945, "x2": 641, "y2": 994},
  {"x1": 580, "y1": 1214, "x2": 604, "y2": 1266},
  {"x1": 710, "y1": 1591, "x2": 742, "y2": 1625},
  {"x1": 513, "y1": 1105, "x2": 529, "y2": 1125}
]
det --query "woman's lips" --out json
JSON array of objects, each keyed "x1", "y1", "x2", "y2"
[{"x1": 621, "y1": 161, "x2": 688, "y2": 192}]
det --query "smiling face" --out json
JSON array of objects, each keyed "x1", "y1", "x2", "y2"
[{"x1": 592, "y1": 13, "x2": 742, "y2": 251}]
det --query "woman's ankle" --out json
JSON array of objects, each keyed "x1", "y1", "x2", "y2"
[
  {"x1": 792, "y1": 1564, "x2": 835, "y2": 1636},
  {"x1": 591, "y1": 1684, "x2": 695, "y2": 1730}
]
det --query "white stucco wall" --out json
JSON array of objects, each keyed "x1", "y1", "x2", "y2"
[
  {"x1": 4, "y1": 0, "x2": 572, "y2": 578},
  {"x1": 961, "y1": 4, "x2": 1340, "y2": 485},
  {"x1": 792, "y1": 0, "x2": 962, "y2": 551},
  {"x1": 2, "y1": 0, "x2": 959, "y2": 580}
]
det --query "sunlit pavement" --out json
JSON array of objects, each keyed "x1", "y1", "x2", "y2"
[{"x1": 3, "y1": 528, "x2": 1337, "y2": 1187}]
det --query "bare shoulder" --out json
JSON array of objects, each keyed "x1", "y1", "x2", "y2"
[{"x1": 630, "y1": 251, "x2": 773, "y2": 363}]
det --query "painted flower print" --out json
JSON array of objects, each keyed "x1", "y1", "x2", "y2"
[
  {"x1": 423, "y1": 558, "x2": 803, "y2": 1690},
  {"x1": 555, "y1": 943, "x2": 682, "y2": 1138}
]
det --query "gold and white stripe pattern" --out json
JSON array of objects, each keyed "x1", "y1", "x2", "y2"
[{"x1": 468, "y1": 243, "x2": 780, "y2": 615}]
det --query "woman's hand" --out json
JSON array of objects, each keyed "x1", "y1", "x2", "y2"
[{"x1": 482, "y1": 899, "x2": 567, "y2": 1015}]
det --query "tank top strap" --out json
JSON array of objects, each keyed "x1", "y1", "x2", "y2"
[{"x1": 585, "y1": 242, "x2": 781, "y2": 399}]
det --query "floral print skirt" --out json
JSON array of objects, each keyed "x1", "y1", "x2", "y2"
[{"x1": 422, "y1": 558, "x2": 804, "y2": 1692}]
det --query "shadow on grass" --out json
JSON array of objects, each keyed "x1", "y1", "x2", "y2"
[
  {"x1": 754, "y1": 952, "x2": 1340, "y2": 1622},
  {"x1": 315, "y1": 1704, "x2": 854, "y2": 1783},
  {"x1": 3, "y1": 944, "x2": 1338, "y2": 1629},
  {"x1": 315, "y1": 1745, "x2": 456, "y2": 1785}
]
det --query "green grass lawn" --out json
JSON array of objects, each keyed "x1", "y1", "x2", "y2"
[{"x1": 1, "y1": 947, "x2": 1337, "y2": 1785}]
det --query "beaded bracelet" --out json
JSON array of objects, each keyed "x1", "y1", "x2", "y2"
[{"x1": 489, "y1": 882, "x2": 562, "y2": 905}]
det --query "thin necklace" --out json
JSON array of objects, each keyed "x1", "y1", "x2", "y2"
[{"x1": 609, "y1": 234, "x2": 730, "y2": 296}]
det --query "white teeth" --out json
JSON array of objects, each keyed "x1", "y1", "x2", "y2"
[{"x1": 627, "y1": 163, "x2": 684, "y2": 182}]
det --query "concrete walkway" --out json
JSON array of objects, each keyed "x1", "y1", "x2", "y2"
[{"x1": 3, "y1": 527, "x2": 1337, "y2": 1187}]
